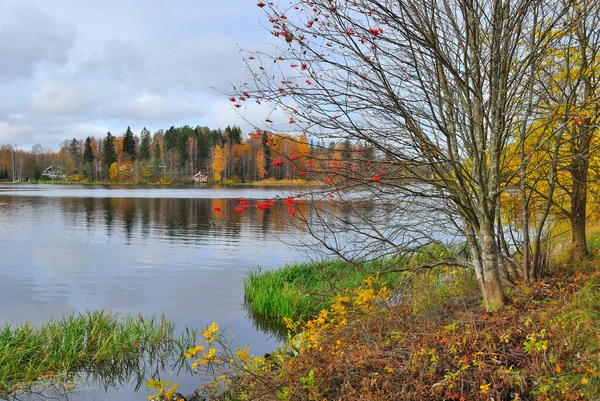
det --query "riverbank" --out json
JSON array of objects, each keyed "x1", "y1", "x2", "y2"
[
  {"x1": 184, "y1": 234, "x2": 600, "y2": 400},
  {"x1": 3, "y1": 178, "x2": 323, "y2": 187},
  {"x1": 243, "y1": 249, "x2": 477, "y2": 330},
  {"x1": 190, "y1": 262, "x2": 600, "y2": 400}
]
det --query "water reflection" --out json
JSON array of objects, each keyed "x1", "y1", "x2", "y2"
[
  {"x1": 0, "y1": 188, "x2": 314, "y2": 400},
  {"x1": 0, "y1": 185, "x2": 391, "y2": 400}
]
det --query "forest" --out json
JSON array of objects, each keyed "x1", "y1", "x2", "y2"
[{"x1": 0, "y1": 125, "x2": 370, "y2": 184}]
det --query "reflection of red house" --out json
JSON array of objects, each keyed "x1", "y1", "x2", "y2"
[{"x1": 193, "y1": 171, "x2": 208, "y2": 182}]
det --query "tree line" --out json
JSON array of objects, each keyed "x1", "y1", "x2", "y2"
[{"x1": 0, "y1": 125, "x2": 371, "y2": 183}]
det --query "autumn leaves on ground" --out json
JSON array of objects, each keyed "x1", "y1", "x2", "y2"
[{"x1": 177, "y1": 248, "x2": 600, "y2": 401}]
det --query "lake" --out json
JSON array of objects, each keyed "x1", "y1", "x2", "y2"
[{"x1": 0, "y1": 184, "x2": 315, "y2": 400}]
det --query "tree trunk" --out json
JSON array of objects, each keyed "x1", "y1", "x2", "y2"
[
  {"x1": 465, "y1": 218, "x2": 505, "y2": 310},
  {"x1": 570, "y1": 134, "x2": 590, "y2": 261},
  {"x1": 479, "y1": 222, "x2": 505, "y2": 309},
  {"x1": 571, "y1": 181, "x2": 588, "y2": 260}
]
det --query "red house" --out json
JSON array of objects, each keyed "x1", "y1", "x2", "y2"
[{"x1": 193, "y1": 171, "x2": 208, "y2": 182}]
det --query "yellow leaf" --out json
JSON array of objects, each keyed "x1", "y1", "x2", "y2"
[{"x1": 555, "y1": 364, "x2": 561, "y2": 373}]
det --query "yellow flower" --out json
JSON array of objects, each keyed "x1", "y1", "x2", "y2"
[
  {"x1": 202, "y1": 322, "x2": 220, "y2": 342},
  {"x1": 201, "y1": 347, "x2": 217, "y2": 366},
  {"x1": 236, "y1": 345, "x2": 250, "y2": 363},
  {"x1": 581, "y1": 377, "x2": 589, "y2": 385},
  {"x1": 184, "y1": 345, "x2": 205, "y2": 359}
]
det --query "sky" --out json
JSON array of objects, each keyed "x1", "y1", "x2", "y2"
[{"x1": 0, "y1": 0, "x2": 275, "y2": 150}]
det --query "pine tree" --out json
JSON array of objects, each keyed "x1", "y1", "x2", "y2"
[
  {"x1": 69, "y1": 138, "x2": 81, "y2": 169},
  {"x1": 102, "y1": 132, "x2": 117, "y2": 174},
  {"x1": 83, "y1": 137, "x2": 95, "y2": 164},
  {"x1": 123, "y1": 126, "x2": 136, "y2": 161},
  {"x1": 139, "y1": 128, "x2": 151, "y2": 161}
]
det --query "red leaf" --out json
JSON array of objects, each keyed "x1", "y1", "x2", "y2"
[{"x1": 213, "y1": 206, "x2": 221, "y2": 212}]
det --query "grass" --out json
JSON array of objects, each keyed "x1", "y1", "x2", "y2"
[
  {"x1": 215, "y1": 264, "x2": 600, "y2": 400},
  {"x1": 244, "y1": 258, "x2": 407, "y2": 326},
  {"x1": 243, "y1": 243, "x2": 475, "y2": 329},
  {"x1": 0, "y1": 310, "x2": 197, "y2": 399}
]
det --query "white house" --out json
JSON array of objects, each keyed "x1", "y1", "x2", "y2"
[
  {"x1": 192, "y1": 171, "x2": 208, "y2": 182},
  {"x1": 42, "y1": 165, "x2": 65, "y2": 180}
]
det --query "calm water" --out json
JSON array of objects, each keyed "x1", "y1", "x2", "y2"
[{"x1": 0, "y1": 184, "x2": 313, "y2": 400}]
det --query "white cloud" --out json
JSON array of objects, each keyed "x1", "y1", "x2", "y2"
[
  {"x1": 0, "y1": 5, "x2": 75, "y2": 80},
  {"x1": 0, "y1": 1, "x2": 274, "y2": 149},
  {"x1": 211, "y1": 100, "x2": 296, "y2": 133},
  {"x1": 32, "y1": 77, "x2": 97, "y2": 117},
  {"x1": 105, "y1": 94, "x2": 204, "y2": 122},
  {"x1": 0, "y1": 122, "x2": 35, "y2": 144}
]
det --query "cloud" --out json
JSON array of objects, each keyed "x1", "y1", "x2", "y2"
[
  {"x1": 104, "y1": 94, "x2": 205, "y2": 122},
  {"x1": 32, "y1": 77, "x2": 98, "y2": 117},
  {"x1": 0, "y1": 122, "x2": 35, "y2": 144},
  {"x1": 149, "y1": 34, "x2": 248, "y2": 92},
  {"x1": 79, "y1": 39, "x2": 146, "y2": 83},
  {"x1": 0, "y1": 1, "x2": 274, "y2": 150},
  {"x1": 211, "y1": 100, "x2": 294, "y2": 133},
  {"x1": 0, "y1": 5, "x2": 75, "y2": 80}
]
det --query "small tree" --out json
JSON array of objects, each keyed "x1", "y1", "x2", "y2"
[
  {"x1": 109, "y1": 162, "x2": 119, "y2": 182},
  {"x1": 33, "y1": 166, "x2": 41, "y2": 182}
]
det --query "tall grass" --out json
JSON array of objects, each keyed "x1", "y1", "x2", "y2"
[
  {"x1": 244, "y1": 259, "x2": 404, "y2": 325},
  {"x1": 244, "y1": 243, "x2": 479, "y2": 331},
  {"x1": 0, "y1": 310, "x2": 197, "y2": 399}
]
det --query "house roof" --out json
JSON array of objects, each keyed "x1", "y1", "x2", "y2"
[
  {"x1": 42, "y1": 165, "x2": 64, "y2": 172},
  {"x1": 193, "y1": 171, "x2": 207, "y2": 177}
]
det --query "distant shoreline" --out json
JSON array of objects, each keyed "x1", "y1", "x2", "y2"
[{"x1": 0, "y1": 179, "x2": 324, "y2": 187}]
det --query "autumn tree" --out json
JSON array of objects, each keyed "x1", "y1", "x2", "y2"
[
  {"x1": 212, "y1": 145, "x2": 225, "y2": 182},
  {"x1": 256, "y1": 151, "x2": 267, "y2": 180},
  {"x1": 244, "y1": 0, "x2": 573, "y2": 308},
  {"x1": 556, "y1": 0, "x2": 600, "y2": 260}
]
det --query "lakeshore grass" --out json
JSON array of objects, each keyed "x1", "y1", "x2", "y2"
[
  {"x1": 0, "y1": 310, "x2": 196, "y2": 399},
  {"x1": 243, "y1": 258, "x2": 406, "y2": 325}
]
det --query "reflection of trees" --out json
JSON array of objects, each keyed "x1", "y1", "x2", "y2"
[
  {"x1": 102, "y1": 198, "x2": 115, "y2": 236},
  {"x1": 122, "y1": 198, "x2": 135, "y2": 243},
  {"x1": 49, "y1": 195, "x2": 362, "y2": 249}
]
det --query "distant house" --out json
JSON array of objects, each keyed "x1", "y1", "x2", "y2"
[
  {"x1": 192, "y1": 171, "x2": 208, "y2": 183},
  {"x1": 42, "y1": 165, "x2": 65, "y2": 180}
]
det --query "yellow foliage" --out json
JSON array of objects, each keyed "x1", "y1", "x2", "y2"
[
  {"x1": 146, "y1": 379, "x2": 179, "y2": 401},
  {"x1": 213, "y1": 145, "x2": 225, "y2": 181},
  {"x1": 109, "y1": 162, "x2": 119, "y2": 182},
  {"x1": 202, "y1": 322, "x2": 219, "y2": 343}
]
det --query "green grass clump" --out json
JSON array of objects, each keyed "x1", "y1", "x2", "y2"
[
  {"x1": 0, "y1": 310, "x2": 195, "y2": 399},
  {"x1": 244, "y1": 259, "x2": 404, "y2": 326}
]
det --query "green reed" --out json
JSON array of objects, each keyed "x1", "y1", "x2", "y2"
[{"x1": 0, "y1": 310, "x2": 197, "y2": 399}]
